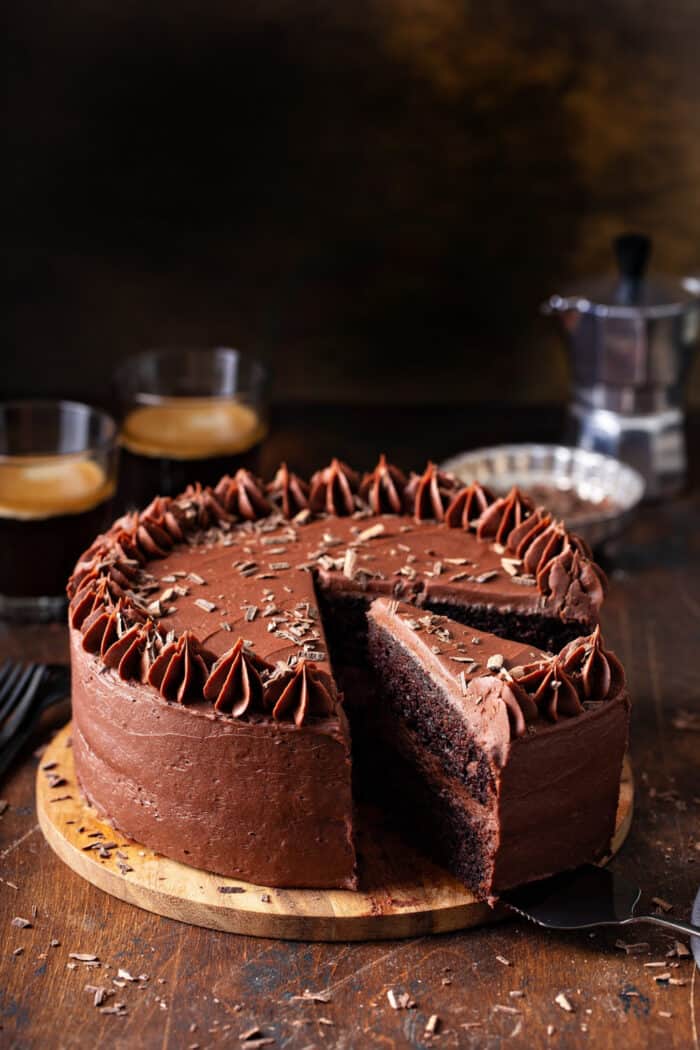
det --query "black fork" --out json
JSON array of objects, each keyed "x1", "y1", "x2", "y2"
[{"x1": 0, "y1": 659, "x2": 71, "y2": 778}]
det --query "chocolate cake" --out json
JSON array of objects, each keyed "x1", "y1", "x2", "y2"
[{"x1": 67, "y1": 456, "x2": 626, "y2": 894}]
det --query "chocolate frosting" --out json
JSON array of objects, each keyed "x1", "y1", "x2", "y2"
[
  {"x1": 203, "y1": 638, "x2": 266, "y2": 716},
  {"x1": 266, "y1": 463, "x2": 310, "y2": 518},
  {"x1": 102, "y1": 621, "x2": 154, "y2": 681},
  {"x1": 444, "y1": 481, "x2": 494, "y2": 529},
  {"x1": 80, "y1": 597, "x2": 121, "y2": 654},
  {"x1": 560, "y1": 625, "x2": 625, "y2": 700},
  {"x1": 147, "y1": 631, "x2": 209, "y2": 703},
  {"x1": 100, "y1": 515, "x2": 148, "y2": 565},
  {"x1": 309, "y1": 459, "x2": 360, "y2": 516},
  {"x1": 68, "y1": 458, "x2": 610, "y2": 712},
  {"x1": 359, "y1": 454, "x2": 407, "y2": 514},
  {"x1": 175, "y1": 483, "x2": 230, "y2": 529},
  {"x1": 215, "y1": 470, "x2": 272, "y2": 520},
  {"x1": 405, "y1": 462, "x2": 459, "y2": 521},
  {"x1": 510, "y1": 657, "x2": 583, "y2": 721},
  {"x1": 540, "y1": 547, "x2": 607, "y2": 621},
  {"x1": 265, "y1": 660, "x2": 337, "y2": 726},
  {"x1": 136, "y1": 496, "x2": 185, "y2": 557},
  {"x1": 69, "y1": 577, "x2": 114, "y2": 629},
  {"x1": 476, "y1": 486, "x2": 534, "y2": 545},
  {"x1": 497, "y1": 673, "x2": 539, "y2": 737}
]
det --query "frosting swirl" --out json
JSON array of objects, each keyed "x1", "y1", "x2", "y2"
[
  {"x1": 136, "y1": 496, "x2": 185, "y2": 558},
  {"x1": 476, "y1": 487, "x2": 533, "y2": 545},
  {"x1": 539, "y1": 547, "x2": 607, "y2": 621},
  {"x1": 266, "y1": 463, "x2": 310, "y2": 518},
  {"x1": 69, "y1": 577, "x2": 115, "y2": 629},
  {"x1": 405, "y1": 462, "x2": 459, "y2": 521},
  {"x1": 79, "y1": 597, "x2": 120, "y2": 654},
  {"x1": 147, "y1": 631, "x2": 209, "y2": 703},
  {"x1": 560, "y1": 625, "x2": 625, "y2": 700},
  {"x1": 507, "y1": 509, "x2": 585, "y2": 575},
  {"x1": 265, "y1": 660, "x2": 337, "y2": 726},
  {"x1": 102, "y1": 620, "x2": 156, "y2": 681},
  {"x1": 359, "y1": 454, "x2": 407, "y2": 514},
  {"x1": 215, "y1": 470, "x2": 272, "y2": 520},
  {"x1": 203, "y1": 638, "x2": 265, "y2": 716},
  {"x1": 497, "y1": 674, "x2": 539, "y2": 737},
  {"x1": 309, "y1": 459, "x2": 360, "y2": 516},
  {"x1": 175, "y1": 484, "x2": 230, "y2": 529},
  {"x1": 510, "y1": 657, "x2": 583, "y2": 721},
  {"x1": 445, "y1": 481, "x2": 494, "y2": 529},
  {"x1": 105, "y1": 516, "x2": 147, "y2": 564}
]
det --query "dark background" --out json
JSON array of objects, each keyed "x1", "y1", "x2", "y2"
[{"x1": 5, "y1": 1, "x2": 700, "y2": 407}]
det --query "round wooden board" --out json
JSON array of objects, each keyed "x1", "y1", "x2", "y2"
[{"x1": 37, "y1": 723, "x2": 634, "y2": 942}]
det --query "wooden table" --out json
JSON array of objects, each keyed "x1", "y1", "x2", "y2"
[{"x1": 2, "y1": 405, "x2": 698, "y2": 1050}]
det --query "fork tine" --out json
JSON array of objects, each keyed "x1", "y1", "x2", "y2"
[
  {"x1": 0, "y1": 663, "x2": 39, "y2": 726},
  {"x1": 0, "y1": 658, "x2": 22, "y2": 695},
  {"x1": 0, "y1": 659, "x2": 17, "y2": 697},
  {"x1": 0, "y1": 661, "x2": 27, "y2": 717},
  {"x1": 0, "y1": 664, "x2": 45, "y2": 745}
]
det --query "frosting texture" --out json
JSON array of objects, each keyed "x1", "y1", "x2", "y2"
[
  {"x1": 406, "y1": 462, "x2": 459, "y2": 521},
  {"x1": 147, "y1": 631, "x2": 209, "y2": 703},
  {"x1": 360, "y1": 455, "x2": 407, "y2": 514},
  {"x1": 508, "y1": 658, "x2": 583, "y2": 722},
  {"x1": 215, "y1": 470, "x2": 272, "y2": 520},
  {"x1": 265, "y1": 661, "x2": 337, "y2": 726},
  {"x1": 476, "y1": 487, "x2": 533, "y2": 545},
  {"x1": 445, "y1": 482, "x2": 494, "y2": 529},
  {"x1": 203, "y1": 638, "x2": 266, "y2": 716},
  {"x1": 560, "y1": 625, "x2": 625, "y2": 700},
  {"x1": 267, "y1": 463, "x2": 310, "y2": 518},
  {"x1": 309, "y1": 459, "x2": 360, "y2": 515}
]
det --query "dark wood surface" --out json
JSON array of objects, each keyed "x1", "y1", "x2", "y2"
[{"x1": 2, "y1": 407, "x2": 699, "y2": 1050}]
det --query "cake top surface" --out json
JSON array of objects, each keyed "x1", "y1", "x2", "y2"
[{"x1": 67, "y1": 457, "x2": 610, "y2": 732}]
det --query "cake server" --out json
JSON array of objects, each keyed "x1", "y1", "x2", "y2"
[{"x1": 501, "y1": 864, "x2": 700, "y2": 946}]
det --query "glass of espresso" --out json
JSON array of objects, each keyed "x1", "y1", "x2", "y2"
[
  {"x1": 114, "y1": 347, "x2": 269, "y2": 509},
  {"x1": 0, "y1": 400, "x2": 119, "y2": 621}
]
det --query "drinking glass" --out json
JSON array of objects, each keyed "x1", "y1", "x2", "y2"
[
  {"x1": 114, "y1": 347, "x2": 270, "y2": 508},
  {"x1": 0, "y1": 400, "x2": 119, "y2": 621}
]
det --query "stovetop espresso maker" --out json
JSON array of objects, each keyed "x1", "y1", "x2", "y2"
[{"x1": 544, "y1": 234, "x2": 699, "y2": 498}]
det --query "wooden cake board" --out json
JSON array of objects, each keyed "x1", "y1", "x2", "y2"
[{"x1": 37, "y1": 723, "x2": 634, "y2": 942}]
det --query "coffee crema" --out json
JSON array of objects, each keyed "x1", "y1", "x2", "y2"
[
  {"x1": 0, "y1": 456, "x2": 114, "y2": 520},
  {"x1": 120, "y1": 398, "x2": 266, "y2": 460}
]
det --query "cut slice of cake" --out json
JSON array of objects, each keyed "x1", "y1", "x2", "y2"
[{"x1": 366, "y1": 597, "x2": 630, "y2": 898}]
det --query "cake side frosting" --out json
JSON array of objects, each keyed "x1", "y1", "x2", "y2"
[{"x1": 70, "y1": 631, "x2": 357, "y2": 889}]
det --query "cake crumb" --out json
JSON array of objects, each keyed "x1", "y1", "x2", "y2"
[{"x1": 555, "y1": 993, "x2": 574, "y2": 1012}]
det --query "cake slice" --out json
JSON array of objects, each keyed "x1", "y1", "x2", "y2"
[{"x1": 366, "y1": 597, "x2": 630, "y2": 898}]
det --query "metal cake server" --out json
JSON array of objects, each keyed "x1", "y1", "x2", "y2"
[{"x1": 501, "y1": 865, "x2": 700, "y2": 944}]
